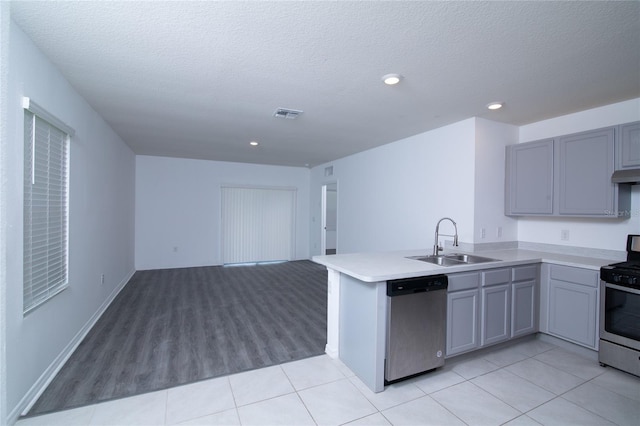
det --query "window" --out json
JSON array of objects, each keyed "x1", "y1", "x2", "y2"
[{"x1": 22, "y1": 98, "x2": 74, "y2": 314}]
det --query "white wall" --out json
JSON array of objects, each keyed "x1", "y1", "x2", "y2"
[
  {"x1": 3, "y1": 21, "x2": 136, "y2": 423},
  {"x1": 310, "y1": 119, "x2": 477, "y2": 255},
  {"x1": 0, "y1": 2, "x2": 10, "y2": 423},
  {"x1": 135, "y1": 155, "x2": 310, "y2": 270},
  {"x1": 517, "y1": 99, "x2": 640, "y2": 251},
  {"x1": 474, "y1": 118, "x2": 519, "y2": 244},
  {"x1": 520, "y1": 99, "x2": 640, "y2": 142},
  {"x1": 309, "y1": 104, "x2": 639, "y2": 256}
]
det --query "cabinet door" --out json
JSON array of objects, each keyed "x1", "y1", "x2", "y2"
[
  {"x1": 617, "y1": 121, "x2": 640, "y2": 169},
  {"x1": 511, "y1": 280, "x2": 536, "y2": 338},
  {"x1": 557, "y1": 128, "x2": 615, "y2": 215},
  {"x1": 481, "y1": 284, "x2": 511, "y2": 346},
  {"x1": 548, "y1": 280, "x2": 598, "y2": 348},
  {"x1": 505, "y1": 139, "x2": 554, "y2": 215},
  {"x1": 446, "y1": 289, "x2": 479, "y2": 356}
]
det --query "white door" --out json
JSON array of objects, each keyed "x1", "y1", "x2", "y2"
[{"x1": 321, "y1": 183, "x2": 337, "y2": 255}]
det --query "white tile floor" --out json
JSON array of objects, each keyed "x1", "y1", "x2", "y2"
[{"x1": 15, "y1": 338, "x2": 640, "y2": 426}]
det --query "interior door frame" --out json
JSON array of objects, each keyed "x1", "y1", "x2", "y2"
[{"x1": 321, "y1": 182, "x2": 337, "y2": 255}]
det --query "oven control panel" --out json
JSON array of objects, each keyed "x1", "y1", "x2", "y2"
[{"x1": 601, "y1": 266, "x2": 640, "y2": 288}]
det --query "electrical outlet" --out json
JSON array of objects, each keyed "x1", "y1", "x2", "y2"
[
  {"x1": 561, "y1": 229, "x2": 570, "y2": 241},
  {"x1": 481, "y1": 228, "x2": 486, "y2": 239},
  {"x1": 100, "y1": 274, "x2": 105, "y2": 285}
]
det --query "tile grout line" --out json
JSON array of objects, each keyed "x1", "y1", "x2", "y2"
[
  {"x1": 17, "y1": 342, "x2": 638, "y2": 426},
  {"x1": 477, "y1": 345, "x2": 629, "y2": 426},
  {"x1": 425, "y1": 391, "x2": 471, "y2": 426},
  {"x1": 554, "y1": 395, "x2": 617, "y2": 426},
  {"x1": 278, "y1": 364, "x2": 320, "y2": 425},
  {"x1": 431, "y1": 343, "x2": 567, "y2": 425}
]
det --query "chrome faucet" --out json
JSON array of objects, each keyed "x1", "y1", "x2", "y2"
[{"x1": 433, "y1": 217, "x2": 459, "y2": 255}]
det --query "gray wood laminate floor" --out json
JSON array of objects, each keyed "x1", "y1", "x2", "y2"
[{"x1": 28, "y1": 260, "x2": 327, "y2": 416}]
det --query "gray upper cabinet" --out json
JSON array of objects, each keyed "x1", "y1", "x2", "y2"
[
  {"x1": 616, "y1": 121, "x2": 640, "y2": 170},
  {"x1": 557, "y1": 128, "x2": 616, "y2": 216},
  {"x1": 506, "y1": 125, "x2": 631, "y2": 218},
  {"x1": 505, "y1": 139, "x2": 554, "y2": 215}
]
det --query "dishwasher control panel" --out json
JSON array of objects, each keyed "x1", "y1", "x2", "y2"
[{"x1": 387, "y1": 274, "x2": 448, "y2": 296}]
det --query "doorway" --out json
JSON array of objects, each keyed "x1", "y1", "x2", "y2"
[{"x1": 321, "y1": 183, "x2": 337, "y2": 255}]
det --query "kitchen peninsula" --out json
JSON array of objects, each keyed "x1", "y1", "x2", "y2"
[{"x1": 312, "y1": 247, "x2": 616, "y2": 393}]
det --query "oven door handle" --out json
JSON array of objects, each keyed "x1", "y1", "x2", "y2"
[{"x1": 604, "y1": 281, "x2": 640, "y2": 295}]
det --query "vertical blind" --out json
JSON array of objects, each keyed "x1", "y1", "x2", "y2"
[
  {"x1": 221, "y1": 186, "x2": 296, "y2": 264},
  {"x1": 23, "y1": 109, "x2": 70, "y2": 313}
]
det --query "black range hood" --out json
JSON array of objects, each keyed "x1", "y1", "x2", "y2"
[{"x1": 612, "y1": 169, "x2": 640, "y2": 184}]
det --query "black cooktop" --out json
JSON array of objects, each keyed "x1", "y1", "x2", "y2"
[
  {"x1": 605, "y1": 261, "x2": 640, "y2": 271},
  {"x1": 600, "y1": 235, "x2": 640, "y2": 287},
  {"x1": 602, "y1": 235, "x2": 640, "y2": 269},
  {"x1": 601, "y1": 261, "x2": 640, "y2": 288}
]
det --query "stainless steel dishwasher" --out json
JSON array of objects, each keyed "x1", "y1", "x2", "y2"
[{"x1": 385, "y1": 274, "x2": 448, "y2": 383}]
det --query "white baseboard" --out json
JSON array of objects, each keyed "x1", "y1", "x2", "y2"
[
  {"x1": 9, "y1": 269, "x2": 135, "y2": 424},
  {"x1": 325, "y1": 344, "x2": 339, "y2": 359}
]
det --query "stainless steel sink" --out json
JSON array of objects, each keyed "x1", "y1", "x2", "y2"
[
  {"x1": 443, "y1": 253, "x2": 499, "y2": 264},
  {"x1": 406, "y1": 253, "x2": 500, "y2": 266},
  {"x1": 407, "y1": 255, "x2": 465, "y2": 266}
]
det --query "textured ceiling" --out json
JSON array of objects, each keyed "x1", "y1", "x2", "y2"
[{"x1": 9, "y1": 1, "x2": 640, "y2": 167}]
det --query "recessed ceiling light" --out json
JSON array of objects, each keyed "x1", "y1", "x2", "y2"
[
  {"x1": 249, "y1": 141, "x2": 259, "y2": 146},
  {"x1": 487, "y1": 102, "x2": 504, "y2": 110},
  {"x1": 382, "y1": 73, "x2": 403, "y2": 85}
]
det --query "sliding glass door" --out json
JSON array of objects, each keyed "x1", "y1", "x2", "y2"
[{"x1": 221, "y1": 186, "x2": 296, "y2": 264}]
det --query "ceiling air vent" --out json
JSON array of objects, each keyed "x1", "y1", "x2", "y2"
[
  {"x1": 273, "y1": 108, "x2": 303, "y2": 119},
  {"x1": 324, "y1": 166, "x2": 333, "y2": 177}
]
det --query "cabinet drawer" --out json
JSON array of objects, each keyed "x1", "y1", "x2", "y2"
[
  {"x1": 513, "y1": 265, "x2": 537, "y2": 282},
  {"x1": 448, "y1": 272, "x2": 480, "y2": 292},
  {"x1": 549, "y1": 264, "x2": 598, "y2": 288},
  {"x1": 483, "y1": 268, "x2": 511, "y2": 287}
]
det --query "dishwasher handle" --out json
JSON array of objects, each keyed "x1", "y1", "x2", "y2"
[{"x1": 387, "y1": 275, "x2": 448, "y2": 297}]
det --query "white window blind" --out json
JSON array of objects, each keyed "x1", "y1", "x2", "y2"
[
  {"x1": 221, "y1": 186, "x2": 296, "y2": 264},
  {"x1": 23, "y1": 98, "x2": 73, "y2": 314}
]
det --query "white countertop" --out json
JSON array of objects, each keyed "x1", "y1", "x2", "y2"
[{"x1": 312, "y1": 248, "x2": 614, "y2": 282}]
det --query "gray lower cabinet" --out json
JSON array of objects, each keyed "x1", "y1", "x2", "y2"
[
  {"x1": 446, "y1": 272, "x2": 480, "y2": 356},
  {"x1": 511, "y1": 265, "x2": 538, "y2": 338},
  {"x1": 447, "y1": 265, "x2": 538, "y2": 357},
  {"x1": 546, "y1": 264, "x2": 599, "y2": 349},
  {"x1": 481, "y1": 268, "x2": 511, "y2": 346},
  {"x1": 481, "y1": 284, "x2": 510, "y2": 346}
]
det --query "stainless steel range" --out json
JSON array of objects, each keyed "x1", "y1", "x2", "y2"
[{"x1": 599, "y1": 234, "x2": 640, "y2": 377}]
